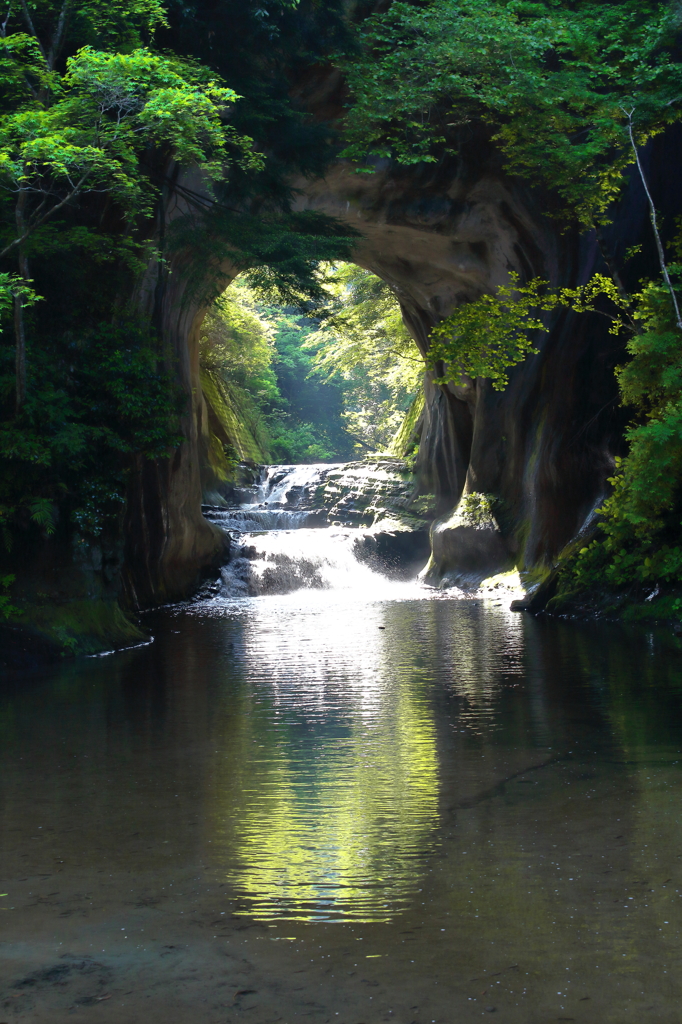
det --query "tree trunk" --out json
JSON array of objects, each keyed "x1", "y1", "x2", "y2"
[{"x1": 14, "y1": 190, "x2": 29, "y2": 413}]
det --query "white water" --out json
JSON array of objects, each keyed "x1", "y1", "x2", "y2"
[
  {"x1": 204, "y1": 464, "x2": 527, "y2": 605},
  {"x1": 221, "y1": 526, "x2": 391, "y2": 597},
  {"x1": 255, "y1": 462, "x2": 341, "y2": 505},
  {"x1": 206, "y1": 464, "x2": 422, "y2": 599},
  {"x1": 206, "y1": 463, "x2": 340, "y2": 534}
]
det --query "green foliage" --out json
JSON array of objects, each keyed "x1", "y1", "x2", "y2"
[
  {"x1": 174, "y1": 207, "x2": 359, "y2": 316},
  {"x1": 0, "y1": 42, "x2": 261, "y2": 259},
  {"x1": 306, "y1": 263, "x2": 424, "y2": 453},
  {"x1": 427, "y1": 261, "x2": 682, "y2": 592},
  {"x1": 199, "y1": 281, "x2": 350, "y2": 466},
  {"x1": 429, "y1": 272, "x2": 627, "y2": 390},
  {"x1": 202, "y1": 284, "x2": 279, "y2": 406},
  {"x1": 266, "y1": 310, "x2": 351, "y2": 462},
  {"x1": 429, "y1": 275, "x2": 548, "y2": 390},
  {"x1": 200, "y1": 286, "x2": 275, "y2": 465},
  {"x1": 341, "y1": 0, "x2": 682, "y2": 225},
  {"x1": 0, "y1": 272, "x2": 39, "y2": 314},
  {"x1": 0, "y1": 0, "x2": 359, "y2": 556},
  {"x1": 0, "y1": 573, "x2": 18, "y2": 620},
  {"x1": 568, "y1": 280, "x2": 682, "y2": 589},
  {"x1": 0, "y1": 0, "x2": 268, "y2": 552},
  {"x1": 0, "y1": 315, "x2": 182, "y2": 541},
  {"x1": 28, "y1": 497, "x2": 57, "y2": 534},
  {"x1": 199, "y1": 268, "x2": 424, "y2": 468},
  {"x1": 159, "y1": 0, "x2": 360, "y2": 309}
]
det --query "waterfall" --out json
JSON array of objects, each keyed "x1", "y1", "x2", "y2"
[
  {"x1": 221, "y1": 526, "x2": 385, "y2": 596},
  {"x1": 255, "y1": 462, "x2": 340, "y2": 506},
  {"x1": 205, "y1": 463, "x2": 342, "y2": 534},
  {"x1": 203, "y1": 463, "x2": 421, "y2": 598}
]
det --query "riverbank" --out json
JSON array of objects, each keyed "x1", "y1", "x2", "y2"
[{"x1": 0, "y1": 602, "x2": 147, "y2": 670}]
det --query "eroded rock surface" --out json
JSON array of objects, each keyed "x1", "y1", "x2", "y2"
[
  {"x1": 124, "y1": 121, "x2": 664, "y2": 602},
  {"x1": 421, "y1": 493, "x2": 514, "y2": 590}
]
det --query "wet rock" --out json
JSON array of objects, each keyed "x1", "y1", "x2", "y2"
[
  {"x1": 353, "y1": 519, "x2": 431, "y2": 579},
  {"x1": 420, "y1": 493, "x2": 513, "y2": 589}
]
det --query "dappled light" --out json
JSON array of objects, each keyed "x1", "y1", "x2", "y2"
[
  {"x1": 3, "y1": 0, "x2": 682, "y2": 1021},
  {"x1": 199, "y1": 266, "x2": 424, "y2": 476}
]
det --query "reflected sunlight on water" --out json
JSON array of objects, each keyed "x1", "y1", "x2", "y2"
[
  {"x1": 4, "y1": 588, "x2": 682, "y2": 1021},
  {"x1": 209, "y1": 595, "x2": 441, "y2": 921},
  {"x1": 198, "y1": 592, "x2": 526, "y2": 921}
]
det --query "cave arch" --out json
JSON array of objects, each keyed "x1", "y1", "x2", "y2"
[{"x1": 122, "y1": 151, "x2": 640, "y2": 608}]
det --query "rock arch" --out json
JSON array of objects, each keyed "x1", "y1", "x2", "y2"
[{"x1": 122, "y1": 143, "x2": 646, "y2": 607}]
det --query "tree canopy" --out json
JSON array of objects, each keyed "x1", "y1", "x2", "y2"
[
  {"x1": 0, "y1": 0, "x2": 358, "y2": 550},
  {"x1": 341, "y1": 0, "x2": 682, "y2": 226}
]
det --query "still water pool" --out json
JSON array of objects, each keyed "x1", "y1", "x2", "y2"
[{"x1": 2, "y1": 588, "x2": 682, "y2": 1022}]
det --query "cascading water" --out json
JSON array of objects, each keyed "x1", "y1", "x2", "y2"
[
  {"x1": 221, "y1": 526, "x2": 387, "y2": 596},
  {"x1": 203, "y1": 463, "x2": 423, "y2": 598}
]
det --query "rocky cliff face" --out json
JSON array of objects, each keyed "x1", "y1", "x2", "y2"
[
  {"x1": 292, "y1": 148, "x2": 652, "y2": 586},
  {"x1": 123, "y1": 118, "x2": 667, "y2": 604}
]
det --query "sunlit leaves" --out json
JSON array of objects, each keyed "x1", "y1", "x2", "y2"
[
  {"x1": 306, "y1": 264, "x2": 424, "y2": 453},
  {"x1": 0, "y1": 45, "x2": 261, "y2": 240},
  {"x1": 428, "y1": 272, "x2": 628, "y2": 390},
  {"x1": 0, "y1": 272, "x2": 39, "y2": 319},
  {"x1": 341, "y1": 0, "x2": 682, "y2": 225}
]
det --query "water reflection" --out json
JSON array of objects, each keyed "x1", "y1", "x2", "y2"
[
  {"x1": 2, "y1": 599, "x2": 682, "y2": 948},
  {"x1": 208, "y1": 596, "x2": 443, "y2": 921},
  {"x1": 191, "y1": 595, "x2": 528, "y2": 922}
]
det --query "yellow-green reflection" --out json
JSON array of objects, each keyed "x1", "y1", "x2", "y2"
[{"x1": 209, "y1": 595, "x2": 441, "y2": 922}]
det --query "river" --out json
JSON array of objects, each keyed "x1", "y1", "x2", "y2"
[{"x1": 1, "y1": 465, "x2": 682, "y2": 1022}]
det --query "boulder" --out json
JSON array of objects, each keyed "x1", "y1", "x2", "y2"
[{"x1": 420, "y1": 492, "x2": 513, "y2": 589}]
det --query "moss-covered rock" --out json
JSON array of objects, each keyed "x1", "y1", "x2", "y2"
[
  {"x1": 1, "y1": 599, "x2": 146, "y2": 669},
  {"x1": 420, "y1": 491, "x2": 514, "y2": 589}
]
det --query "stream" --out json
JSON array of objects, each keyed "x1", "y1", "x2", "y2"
[{"x1": 1, "y1": 464, "x2": 682, "y2": 1022}]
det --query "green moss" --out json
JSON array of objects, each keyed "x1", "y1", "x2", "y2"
[
  {"x1": 622, "y1": 595, "x2": 682, "y2": 624},
  {"x1": 544, "y1": 589, "x2": 582, "y2": 615},
  {"x1": 442, "y1": 492, "x2": 499, "y2": 530},
  {"x1": 8, "y1": 600, "x2": 146, "y2": 657},
  {"x1": 201, "y1": 369, "x2": 270, "y2": 465},
  {"x1": 388, "y1": 391, "x2": 425, "y2": 457},
  {"x1": 518, "y1": 563, "x2": 551, "y2": 590}
]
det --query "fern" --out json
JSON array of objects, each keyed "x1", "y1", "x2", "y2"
[{"x1": 28, "y1": 498, "x2": 56, "y2": 535}]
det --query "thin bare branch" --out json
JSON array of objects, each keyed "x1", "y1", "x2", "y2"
[
  {"x1": 46, "y1": 0, "x2": 68, "y2": 71},
  {"x1": 0, "y1": 169, "x2": 94, "y2": 260},
  {"x1": 1, "y1": 5, "x2": 12, "y2": 38},
  {"x1": 19, "y1": 0, "x2": 46, "y2": 62},
  {"x1": 624, "y1": 107, "x2": 682, "y2": 330}
]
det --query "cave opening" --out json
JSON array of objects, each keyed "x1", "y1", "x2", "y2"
[{"x1": 196, "y1": 264, "x2": 425, "y2": 486}]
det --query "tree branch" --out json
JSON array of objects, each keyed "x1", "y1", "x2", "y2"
[
  {"x1": 624, "y1": 108, "x2": 682, "y2": 331},
  {"x1": 0, "y1": 4, "x2": 12, "y2": 38},
  {"x1": 19, "y1": 0, "x2": 46, "y2": 62},
  {"x1": 47, "y1": 0, "x2": 68, "y2": 71},
  {"x1": 0, "y1": 168, "x2": 93, "y2": 260}
]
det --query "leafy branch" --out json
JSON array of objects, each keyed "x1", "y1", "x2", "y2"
[{"x1": 428, "y1": 272, "x2": 631, "y2": 391}]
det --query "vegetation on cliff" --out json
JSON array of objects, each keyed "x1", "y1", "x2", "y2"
[
  {"x1": 0, "y1": 0, "x2": 356, "y2": 575},
  {"x1": 342, "y1": 0, "x2": 682, "y2": 608},
  {"x1": 0, "y1": 0, "x2": 359, "y2": 652},
  {"x1": 199, "y1": 266, "x2": 423, "y2": 476}
]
